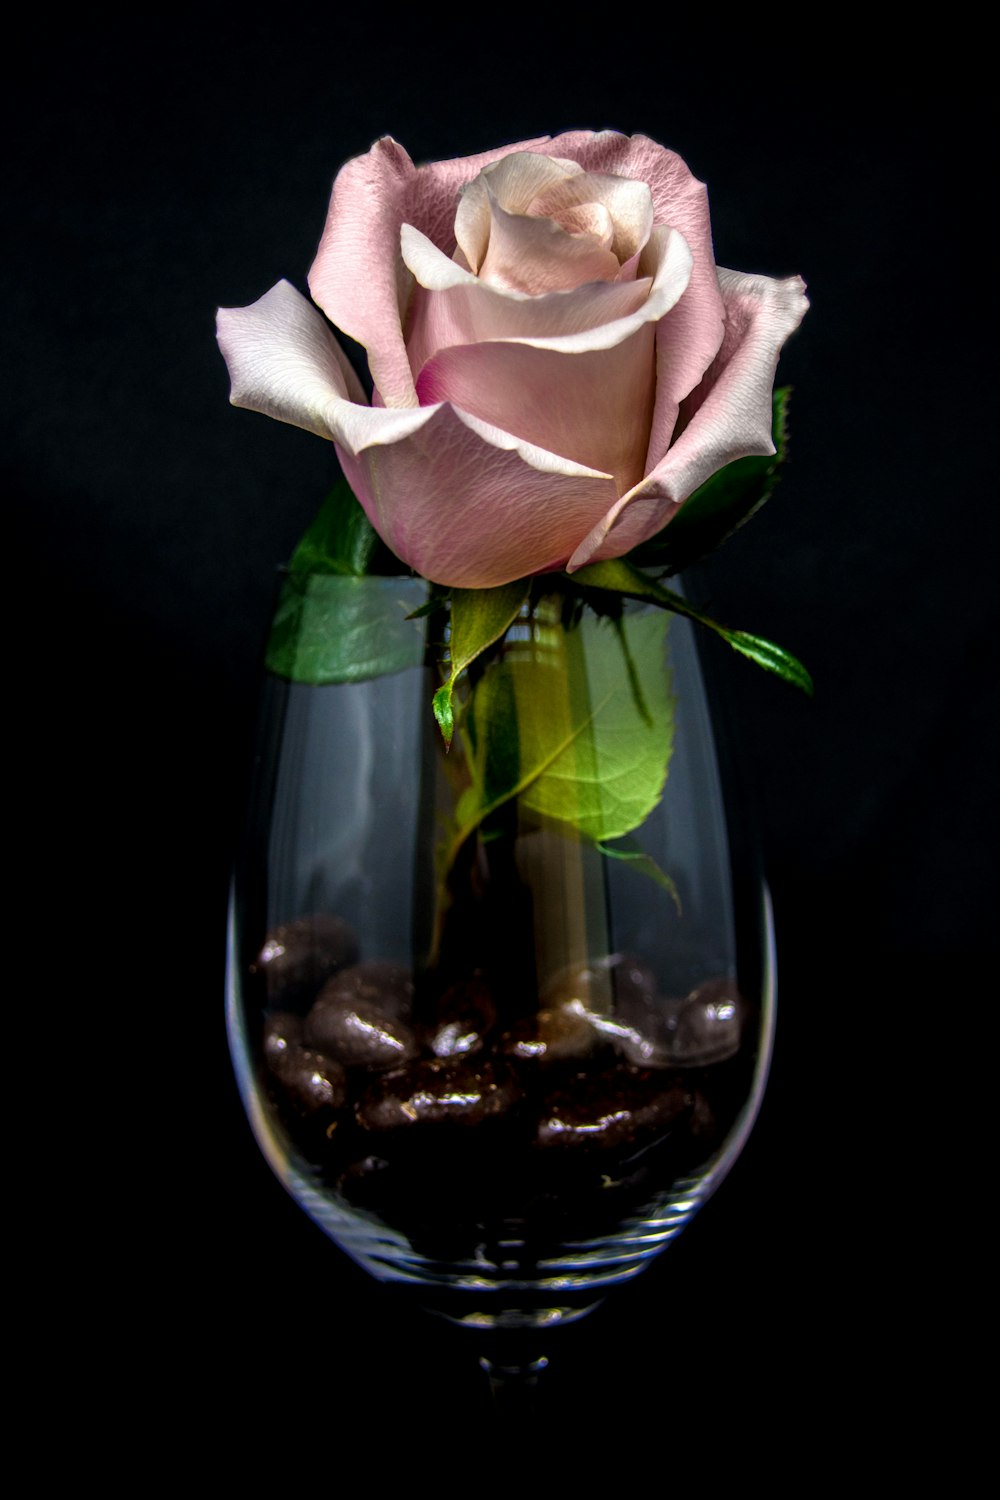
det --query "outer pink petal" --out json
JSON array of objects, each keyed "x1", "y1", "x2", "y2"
[
  {"x1": 215, "y1": 279, "x2": 621, "y2": 590},
  {"x1": 567, "y1": 270, "x2": 810, "y2": 569},
  {"x1": 350, "y1": 406, "x2": 620, "y2": 587},
  {"x1": 308, "y1": 134, "x2": 551, "y2": 408},
  {"x1": 408, "y1": 224, "x2": 690, "y2": 491},
  {"x1": 217, "y1": 278, "x2": 367, "y2": 433},
  {"x1": 542, "y1": 131, "x2": 712, "y2": 232},
  {"x1": 543, "y1": 131, "x2": 727, "y2": 471},
  {"x1": 416, "y1": 322, "x2": 656, "y2": 493}
]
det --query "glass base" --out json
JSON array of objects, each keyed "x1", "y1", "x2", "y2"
[{"x1": 226, "y1": 885, "x2": 775, "y2": 1328}]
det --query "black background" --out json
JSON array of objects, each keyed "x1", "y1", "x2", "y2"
[{"x1": 10, "y1": 16, "x2": 992, "y2": 1446}]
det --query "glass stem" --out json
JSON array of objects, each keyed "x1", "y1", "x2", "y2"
[{"x1": 479, "y1": 1352, "x2": 550, "y2": 1416}]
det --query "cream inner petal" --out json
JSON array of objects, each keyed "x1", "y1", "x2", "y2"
[
  {"x1": 546, "y1": 200, "x2": 615, "y2": 248},
  {"x1": 402, "y1": 224, "x2": 654, "y2": 377},
  {"x1": 527, "y1": 172, "x2": 654, "y2": 263},
  {"x1": 400, "y1": 220, "x2": 689, "y2": 377},
  {"x1": 455, "y1": 152, "x2": 583, "y2": 273},
  {"x1": 479, "y1": 151, "x2": 584, "y2": 213},
  {"x1": 478, "y1": 196, "x2": 621, "y2": 293}
]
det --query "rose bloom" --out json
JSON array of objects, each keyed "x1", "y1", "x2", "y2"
[{"x1": 218, "y1": 132, "x2": 807, "y2": 588}]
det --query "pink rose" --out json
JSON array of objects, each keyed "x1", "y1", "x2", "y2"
[{"x1": 217, "y1": 131, "x2": 807, "y2": 588}]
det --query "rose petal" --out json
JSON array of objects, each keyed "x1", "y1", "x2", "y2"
[
  {"x1": 478, "y1": 194, "x2": 621, "y2": 294},
  {"x1": 309, "y1": 132, "x2": 715, "y2": 410},
  {"x1": 403, "y1": 222, "x2": 689, "y2": 368},
  {"x1": 215, "y1": 280, "x2": 621, "y2": 589},
  {"x1": 217, "y1": 278, "x2": 367, "y2": 436},
  {"x1": 545, "y1": 200, "x2": 616, "y2": 249},
  {"x1": 402, "y1": 224, "x2": 653, "y2": 374},
  {"x1": 308, "y1": 134, "x2": 551, "y2": 408},
  {"x1": 566, "y1": 270, "x2": 809, "y2": 568},
  {"x1": 349, "y1": 405, "x2": 620, "y2": 587},
  {"x1": 409, "y1": 225, "x2": 690, "y2": 491},
  {"x1": 543, "y1": 131, "x2": 712, "y2": 232},
  {"x1": 541, "y1": 132, "x2": 727, "y2": 471},
  {"x1": 236, "y1": 134, "x2": 807, "y2": 593},
  {"x1": 455, "y1": 152, "x2": 583, "y2": 273},
  {"x1": 526, "y1": 170, "x2": 655, "y2": 264},
  {"x1": 416, "y1": 322, "x2": 656, "y2": 493},
  {"x1": 644, "y1": 273, "x2": 726, "y2": 476}
]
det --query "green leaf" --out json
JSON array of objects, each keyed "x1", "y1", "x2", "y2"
[
  {"x1": 433, "y1": 580, "x2": 530, "y2": 745},
  {"x1": 631, "y1": 387, "x2": 791, "y2": 572},
  {"x1": 572, "y1": 557, "x2": 813, "y2": 697},
  {"x1": 287, "y1": 476, "x2": 397, "y2": 578},
  {"x1": 713, "y1": 628, "x2": 815, "y2": 695},
  {"x1": 265, "y1": 573, "x2": 429, "y2": 685},
  {"x1": 596, "y1": 837, "x2": 681, "y2": 910},
  {"x1": 452, "y1": 608, "x2": 675, "y2": 850}
]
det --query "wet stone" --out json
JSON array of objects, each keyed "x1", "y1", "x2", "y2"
[
  {"x1": 305, "y1": 962, "x2": 417, "y2": 1070},
  {"x1": 610, "y1": 967, "x2": 747, "y2": 1069},
  {"x1": 427, "y1": 976, "x2": 496, "y2": 1059},
  {"x1": 263, "y1": 1011, "x2": 303, "y2": 1071},
  {"x1": 499, "y1": 999, "x2": 599, "y2": 1063},
  {"x1": 271, "y1": 1044, "x2": 347, "y2": 1116},
  {"x1": 253, "y1": 915, "x2": 359, "y2": 1005},
  {"x1": 542, "y1": 958, "x2": 618, "y2": 1014},
  {"x1": 536, "y1": 1068, "x2": 691, "y2": 1151},
  {"x1": 356, "y1": 1057, "x2": 521, "y2": 1132},
  {"x1": 315, "y1": 961, "x2": 414, "y2": 1018},
  {"x1": 534, "y1": 954, "x2": 674, "y2": 1064},
  {"x1": 567, "y1": 951, "x2": 677, "y2": 1068},
  {"x1": 671, "y1": 978, "x2": 745, "y2": 1066},
  {"x1": 611, "y1": 990, "x2": 684, "y2": 1068}
]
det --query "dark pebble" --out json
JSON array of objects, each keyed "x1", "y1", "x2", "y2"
[
  {"x1": 304, "y1": 962, "x2": 418, "y2": 1069},
  {"x1": 263, "y1": 1011, "x2": 303, "y2": 1071},
  {"x1": 270, "y1": 1044, "x2": 347, "y2": 1116},
  {"x1": 582, "y1": 952, "x2": 678, "y2": 1068},
  {"x1": 252, "y1": 914, "x2": 359, "y2": 1003},
  {"x1": 537, "y1": 1068, "x2": 691, "y2": 1150},
  {"x1": 427, "y1": 976, "x2": 496, "y2": 1059},
  {"x1": 314, "y1": 961, "x2": 414, "y2": 1017},
  {"x1": 357, "y1": 1057, "x2": 521, "y2": 1132},
  {"x1": 612, "y1": 991, "x2": 683, "y2": 1069},
  {"x1": 499, "y1": 999, "x2": 599, "y2": 1063},
  {"x1": 671, "y1": 978, "x2": 745, "y2": 1065},
  {"x1": 541, "y1": 958, "x2": 618, "y2": 1013},
  {"x1": 533, "y1": 954, "x2": 670, "y2": 1063}
]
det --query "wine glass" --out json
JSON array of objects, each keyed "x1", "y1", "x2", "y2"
[{"x1": 225, "y1": 572, "x2": 775, "y2": 1399}]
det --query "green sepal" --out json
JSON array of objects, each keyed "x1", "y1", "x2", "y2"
[
  {"x1": 572, "y1": 557, "x2": 814, "y2": 697},
  {"x1": 287, "y1": 476, "x2": 400, "y2": 578},
  {"x1": 433, "y1": 581, "x2": 530, "y2": 746},
  {"x1": 630, "y1": 387, "x2": 791, "y2": 573}
]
